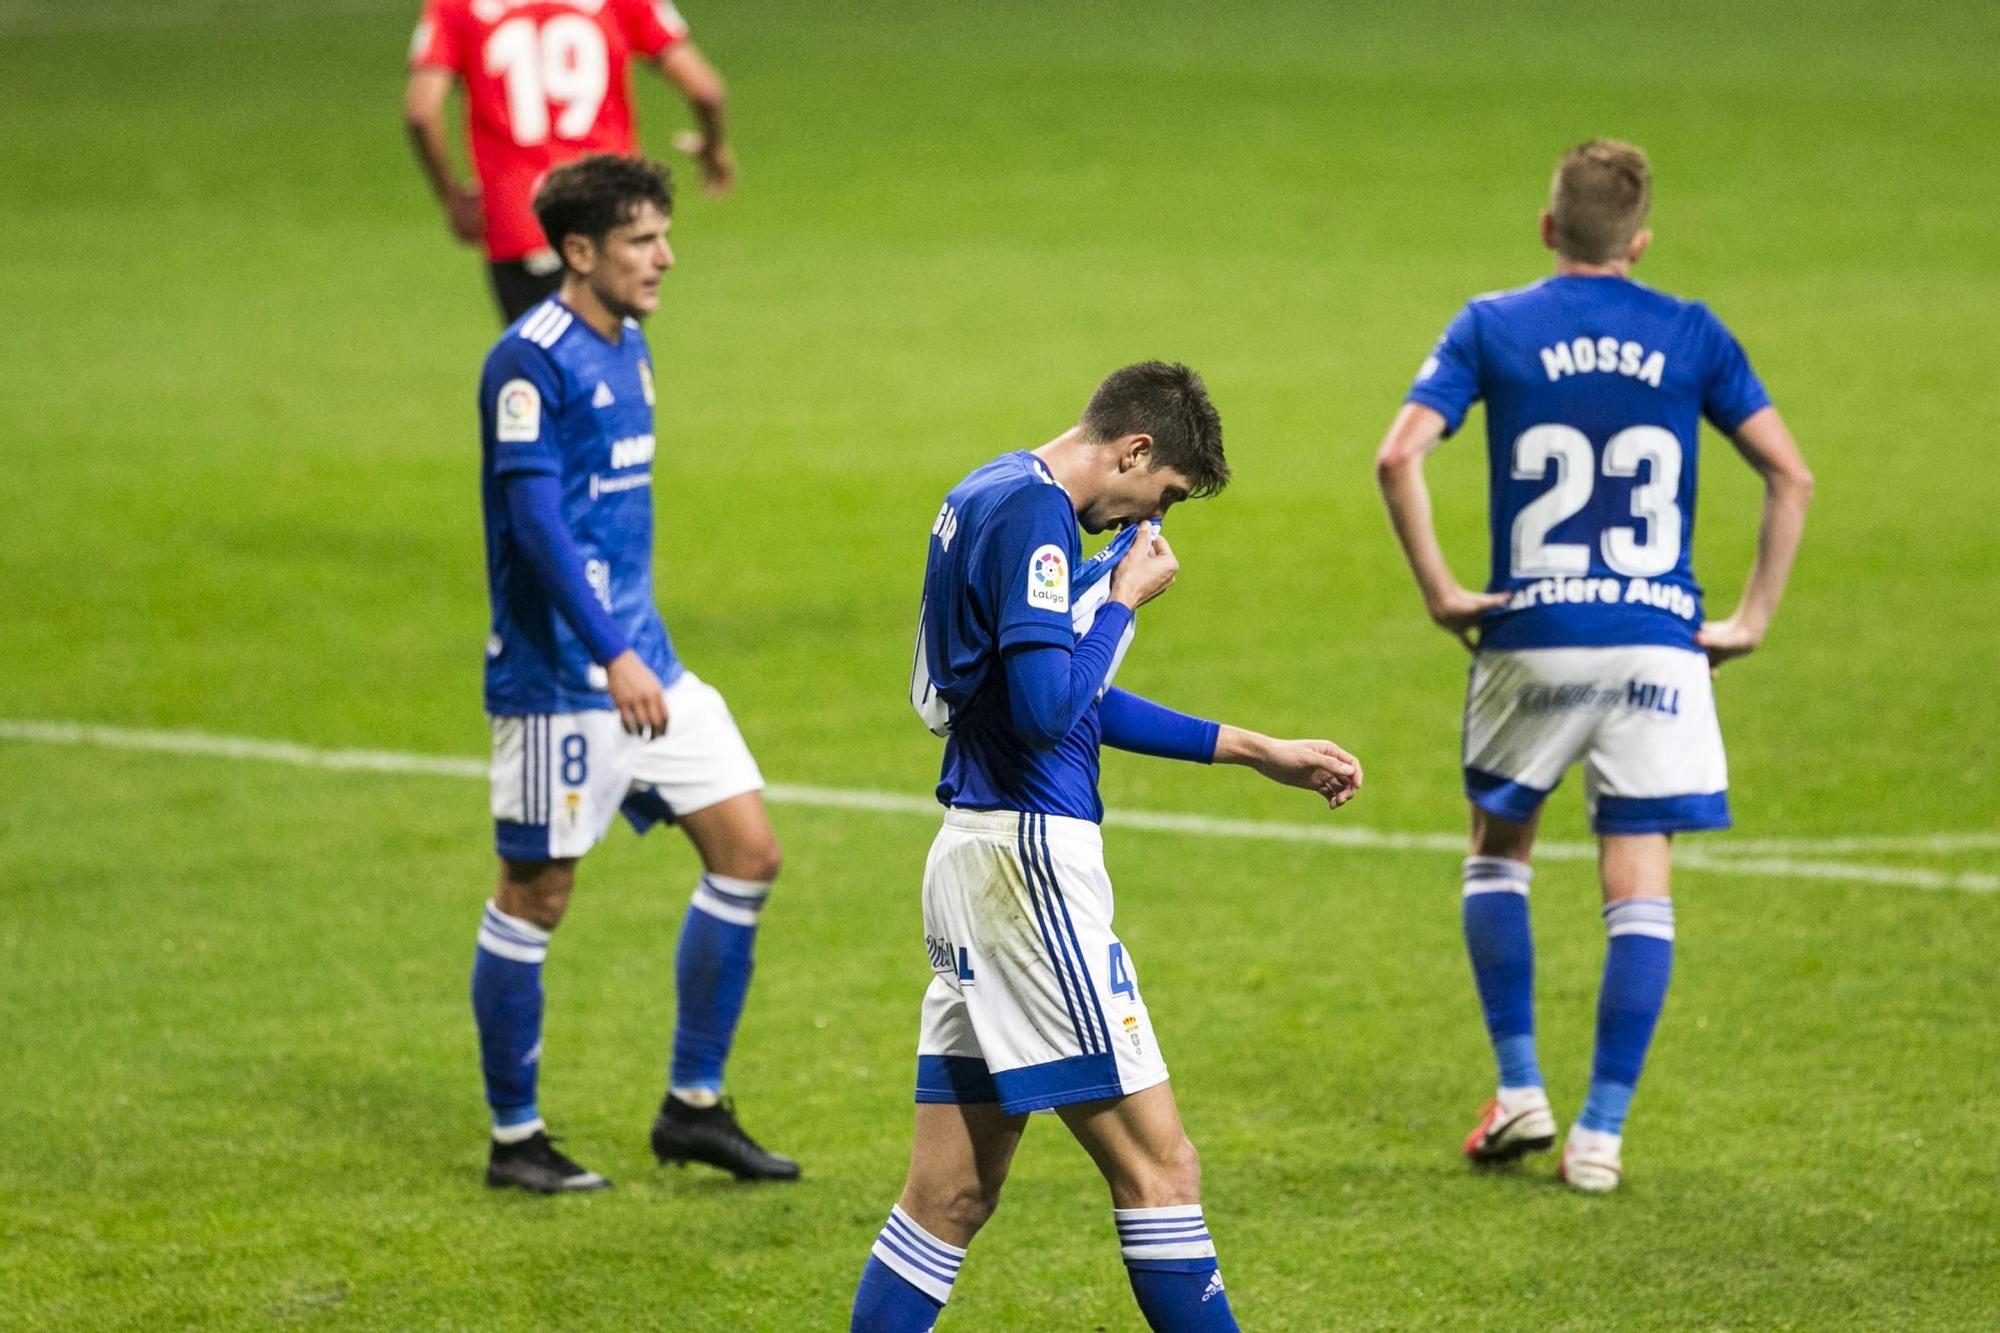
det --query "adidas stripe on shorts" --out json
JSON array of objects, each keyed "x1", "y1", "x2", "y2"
[
  {"x1": 488, "y1": 670, "x2": 764, "y2": 861},
  {"x1": 914, "y1": 808, "x2": 1169, "y2": 1116}
]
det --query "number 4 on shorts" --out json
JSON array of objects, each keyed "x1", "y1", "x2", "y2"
[{"x1": 1108, "y1": 943, "x2": 1136, "y2": 1000}]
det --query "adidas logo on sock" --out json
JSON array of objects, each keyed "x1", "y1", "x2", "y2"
[
  {"x1": 1202, "y1": 1270, "x2": 1225, "y2": 1302},
  {"x1": 592, "y1": 381, "x2": 616, "y2": 408}
]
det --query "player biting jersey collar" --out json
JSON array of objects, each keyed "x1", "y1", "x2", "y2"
[{"x1": 857, "y1": 362, "x2": 1365, "y2": 1333}]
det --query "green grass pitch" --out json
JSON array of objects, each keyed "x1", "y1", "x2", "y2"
[{"x1": 3, "y1": 0, "x2": 1998, "y2": 1326}]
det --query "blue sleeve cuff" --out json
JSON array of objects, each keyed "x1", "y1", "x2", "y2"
[
  {"x1": 996, "y1": 620, "x2": 1077, "y2": 652},
  {"x1": 1404, "y1": 387, "x2": 1469, "y2": 438},
  {"x1": 493, "y1": 454, "x2": 562, "y2": 479},
  {"x1": 1099, "y1": 687, "x2": 1219, "y2": 764},
  {"x1": 1712, "y1": 391, "x2": 1773, "y2": 436}
]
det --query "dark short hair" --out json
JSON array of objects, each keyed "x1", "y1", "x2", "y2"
[
  {"x1": 1080, "y1": 361, "x2": 1229, "y2": 498},
  {"x1": 533, "y1": 154, "x2": 673, "y2": 268}
]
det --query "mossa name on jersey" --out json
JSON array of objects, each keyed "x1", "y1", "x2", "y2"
[{"x1": 1539, "y1": 336, "x2": 1667, "y2": 386}]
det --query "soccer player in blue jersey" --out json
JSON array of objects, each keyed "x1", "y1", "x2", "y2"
[
  {"x1": 1374, "y1": 140, "x2": 1815, "y2": 1192},
  {"x1": 470, "y1": 154, "x2": 798, "y2": 1192},
  {"x1": 852, "y1": 363, "x2": 1365, "y2": 1331}
]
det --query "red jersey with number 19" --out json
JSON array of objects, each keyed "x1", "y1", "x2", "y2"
[{"x1": 410, "y1": 0, "x2": 689, "y2": 261}]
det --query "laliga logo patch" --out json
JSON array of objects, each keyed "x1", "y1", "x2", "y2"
[
  {"x1": 1026, "y1": 544, "x2": 1069, "y2": 612},
  {"x1": 495, "y1": 378, "x2": 541, "y2": 442}
]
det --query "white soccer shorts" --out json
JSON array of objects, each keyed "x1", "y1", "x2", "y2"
[
  {"x1": 1463, "y1": 645, "x2": 1729, "y2": 835},
  {"x1": 914, "y1": 809, "x2": 1169, "y2": 1116},
  {"x1": 488, "y1": 670, "x2": 765, "y2": 861}
]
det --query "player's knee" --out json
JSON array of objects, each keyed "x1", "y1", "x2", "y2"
[
  {"x1": 513, "y1": 884, "x2": 573, "y2": 931},
  {"x1": 943, "y1": 1188, "x2": 1002, "y2": 1235},
  {"x1": 710, "y1": 843, "x2": 781, "y2": 885},
  {"x1": 498, "y1": 859, "x2": 576, "y2": 930},
  {"x1": 743, "y1": 839, "x2": 782, "y2": 885},
  {"x1": 909, "y1": 1181, "x2": 1002, "y2": 1237},
  {"x1": 1600, "y1": 835, "x2": 1672, "y2": 902},
  {"x1": 1117, "y1": 1134, "x2": 1202, "y2": 1209},
  {"x1": 1161, "y1": 1134, "x2": 1202, "y2": 1201}
]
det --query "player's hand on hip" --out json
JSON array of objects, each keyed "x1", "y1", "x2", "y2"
[
  {"x1": 607, "y1": 650, "x2": 670, "y2": 739},
  {"x1": 1255, "y1": 738, "x2": 1364, "y2": 810},
  {"x1": 445, "y1": 182, "x2": 485, "y2": 245},
  {"x1": 1428, "y1": 585, "x2": 1511, "y2": 653},
  {"x1": 673, "y1": 131, "x2": 737, "y2": 197},
  {"x1": 1109, "y1": 521, "x2": 1178, "y2": 609},
  {"x1": 1695, "y1": 615, "x2": 1762, "y2": 674}
]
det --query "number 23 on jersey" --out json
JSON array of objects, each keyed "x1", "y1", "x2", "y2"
[{"x1": 1509, "y1": 424, "x2": 1683, "y2": 579}]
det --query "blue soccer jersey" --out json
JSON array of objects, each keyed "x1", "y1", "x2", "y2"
[
  {"x1": 479, "y1": 299, "x2": 682, "y2": 713},
  {"x1": 912, "y1": 451, "x2": 1118, "y2": 822},
  {"x1": 1406, "y1": 275, "x2": 1771, "y2": 651}
]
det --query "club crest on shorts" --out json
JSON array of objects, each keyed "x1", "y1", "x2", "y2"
[{"x1": 1027, "y1": 544, "x2": 1069, "y2": 612}]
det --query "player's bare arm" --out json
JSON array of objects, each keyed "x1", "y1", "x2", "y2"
[
  {"x1": 656, "y1": 43, "x2": 735, "y2": 197},
  {"x1": 1374, "y1": 402, "x2": 1511, "y2": 650},
  {"x1": 402, "y1": 66, "x2": 483, "y2": 244},
  {"x1": 1696, "y1": 405, "x2": 1814, "y2": 670},
  {"x1": 1095, "y1": 518, "x2": 1362, "y2": 808},
  {"x1": 1215, "y1": 729, "x2": 1364, "y2": 809}
]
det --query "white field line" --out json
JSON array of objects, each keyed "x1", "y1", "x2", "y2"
[
  {"x1": 1681, "y1": 833, "x2": 2000, "y2": 856},
  {"x1": 2, "y1": 718, "x2": 1994, "y2": 895}
]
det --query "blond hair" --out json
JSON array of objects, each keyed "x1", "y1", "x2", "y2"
[{"x1": 1549, "y1": 139, "x2": 1651, "y2": 264}]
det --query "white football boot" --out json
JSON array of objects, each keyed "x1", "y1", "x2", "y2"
[
  {"x1": 1558, "y1": 1125, "x2": 1623, "y2": 1194},
  {"x1": 1462, "y1": 1086, "x2": 1558, "y2": 1162}
]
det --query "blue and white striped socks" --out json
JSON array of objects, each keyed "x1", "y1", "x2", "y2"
[
  {"x1": 671, "y1": 874, "x2": 773, "y2": 1102},
  {"x1": 472, "y1": 901, "x2": 549, "y2": 1139},
  {"x1": 1117, "y1": 1205, "x2": 1238, "y2": 1331},
  {"x1": 850, "y1": 1206, "x2": 963, "y2": 1332},
  {"x1": 1581, "y1": 897, "x2": 1675, "y2": 1136},
  {"x1": 849, "y1": 1203, "x2": 1238, "y2": 1331},
  {"x1": 1462, "y1": 856, "x2": 1542, "y2": 1095}
]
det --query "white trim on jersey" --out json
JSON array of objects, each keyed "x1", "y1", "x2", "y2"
[{"x1": 519, "y1": 302, "x2": 572, "y2": 348}]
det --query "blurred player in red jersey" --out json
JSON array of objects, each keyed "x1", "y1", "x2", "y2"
[{"x1": 403, "y1": 0, "x2": 734, "y2": 322}]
